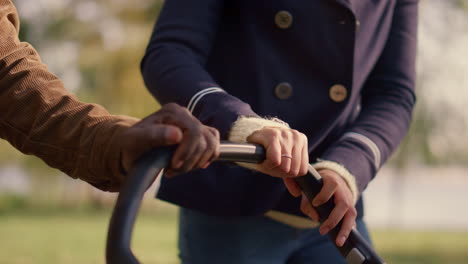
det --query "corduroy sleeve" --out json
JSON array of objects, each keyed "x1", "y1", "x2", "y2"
[{"x1": 0, "y1": 0, "x2": 139, "y2": 191}]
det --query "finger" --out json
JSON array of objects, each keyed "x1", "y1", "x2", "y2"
[
  {"x1": 288, "y1": 131, "x2": 303, "y2": 176},
  {"x1": 300, "y1": 194, "x2": 319, "y2": 222},
  {"x1": 278, "y1": 130, "x2": 293, "y2": 174},
  {"x1": 175, "y1": 134, "x2": 206, "y2": 172},
  {"x1": 150, "y1": 105, "x2": 201, "y2": 170},
  {"x1": 299, "y1": 135, "x2": 309, "y2": 176},
  {"x1": 148, "y1": 124, "x2": 183, "y2": 147},
  {"x1": 283, "y1": 178, "x2": 301, "y2": 197},
  {"x1": 201, "y1": 127, "x2": 219, "y2": 169},
  {"x1": 247, "y1": 129, "x2": 282, "y2": 169},
  {"x1": 312, "y1": 178, "x2": 337, "y2": 207},
  {"x1": 319, "y1": 202, "x2": 348, "y2": 235},
  {"x1": 336, "y1": 208, "x2": 357, "y2": 247},
  {"x1": 197, "y1": 129, "x2": 217, "y2": 169},
  {"x1": 171, "y1": 127, "x2": 201, "y2": 170},
  {"x1": 207, "y1": 127, "x2": 220, "y2": 163}
]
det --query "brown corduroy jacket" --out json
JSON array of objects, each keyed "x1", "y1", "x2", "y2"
[{"x1": 0, "y1": 0, "x2": 139, "y2": 191}]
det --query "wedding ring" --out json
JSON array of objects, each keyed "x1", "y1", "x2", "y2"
[{"x1": 281, "y1": 154, "x2": 293, "y2": 159}]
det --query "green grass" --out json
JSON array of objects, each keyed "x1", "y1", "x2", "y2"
[{"x1": 1, "y1": 204, "x2": 468, "y2": 264}]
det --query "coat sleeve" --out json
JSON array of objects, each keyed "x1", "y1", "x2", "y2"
[
  {"x1": 319, "y1": 0, "x2": 418, "y2": 193},
  {"x1": 0, "y1": 0, "x2": 139, "y2": 191},
  {"x1": 141, "y1": 0, "x2": 258, "y2": 139}
]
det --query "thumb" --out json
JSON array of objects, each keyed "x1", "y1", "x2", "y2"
[
  {"x1": 246, "y1": 130, "x2": 268, "y2": 146},
  {"x1": 283, "y1": 178, "x2": 302, "y2": 197}
]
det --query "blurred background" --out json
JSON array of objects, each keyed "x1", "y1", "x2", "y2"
[{"x1": 1, "y1": 0, "x2": 468, "y2": 263}]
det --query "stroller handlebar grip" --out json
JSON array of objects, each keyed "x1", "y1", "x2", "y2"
[{"x1": 106, "y1": 142, "x2": 385, "y2": 264}]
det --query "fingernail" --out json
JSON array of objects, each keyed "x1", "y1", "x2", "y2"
[
  {"x1": 202, "y1": 162, "x2": 210, "y2": 169},
  {"x1": 337, "y1": 235, "x2": 346, "y2": 247},
  {"x1": 312, "y1": 200, "x2": 319, "y2": 207}
]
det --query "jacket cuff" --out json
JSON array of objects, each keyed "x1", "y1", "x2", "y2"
[
  {"x1": 312, "y1": 160, "x2": 359, "y2": 205},
  {"x1": 82, "y1": 115, "x2": 139, "y2": 192},
  {"x1": 228, "y1": 116, "x2": 290, "y2": 143},
  {"x1": 227, "y1": 116, "x2": 289, "y2": 171}
]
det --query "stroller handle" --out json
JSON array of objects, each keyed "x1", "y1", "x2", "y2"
[{"x1": 106, "y1": 142, "x2": 385, "y2": 264}]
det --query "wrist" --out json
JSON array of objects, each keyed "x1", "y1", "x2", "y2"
[
  {"x1": 228, "y1": 116, "x2": 290, "y2": 143},
  {"x1": 312, "y1": 160, "x2": 359, "y2": 205}
]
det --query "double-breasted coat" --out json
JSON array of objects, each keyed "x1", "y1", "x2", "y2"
[{"x1": 141, "y1": 0, "x2": 418, "y2": 217}]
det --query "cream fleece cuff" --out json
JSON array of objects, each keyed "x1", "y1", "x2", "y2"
[
  {"x1": 312, "y1": 160, "x2": 359, "y2": 205},
  {"x1": 228, "y1": 116, "x2": 290, "y2": 143},
  {"x1": 228, "y1": 116, "x2": 289, "y2": 171}
]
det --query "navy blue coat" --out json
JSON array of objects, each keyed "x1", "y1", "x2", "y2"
[{"x1": 141, "y1": 0, "x2": 418, "y2": 217}]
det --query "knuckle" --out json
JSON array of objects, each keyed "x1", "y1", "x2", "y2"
[
  {"x1": 328, "y1": 177, "x2": 339, "y2": 187},
  {"x1": 266, "y1": 128, "x2": 281, "y2": 138},
  {"x1": 338, "y1": 199, "x2": 350, "y2": 209},
  {"x1": 205, "y1": 136, "x2": 215, "y2": 148},
  {"x1": 198, "y1": 139, "x2": 207, "y2": 150},
  {"x1": 291, "y1": 129, "x2": 301, "y2": 138},
  {"x1": 344, "y1": 200, "x2": 352, "y2": 208},
  {"x1": 210, "y1": 127, "x2": 220, "y2": 138},
  {"x1": 163, "y1": 102, "x2": 179, "y2": 111},
  {"x1": 190, "y1": 126, "x2": 203, "y2": 137},
  {"x1": 281, "y1": 129, "x2": 292, "y2": 137}
]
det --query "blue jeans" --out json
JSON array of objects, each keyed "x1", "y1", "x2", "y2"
[{"x1": 178, "y1": 208, "x2": 372, "y2": 264}]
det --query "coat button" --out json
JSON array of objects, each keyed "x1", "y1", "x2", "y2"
[
  {"x1": 329, "y1": 84, "x2": 348, "y2": 102},
  {"x1": 356, "y1": 20, "x2": 361, "y2": 31},
  {"x1": 275, "y1": 82, "x2": 293, "y2": 100},
  {"x1": 275, "y1": 11, "x2": 293, "y2": 29}
]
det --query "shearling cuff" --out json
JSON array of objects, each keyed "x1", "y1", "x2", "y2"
[
  {"x1": 312, "y1": 160, "x2": 359, "y2": 205},
  {"x1": 228, "y1": 116, "x2": 290, "y2": 171},
  {"x1": 228, "y1": 116, "x2": 290, "y2": 143}
]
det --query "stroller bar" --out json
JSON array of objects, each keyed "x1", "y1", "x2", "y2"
[{"x1": 106, "y1": 142, "x2": 385, "y2": 264}]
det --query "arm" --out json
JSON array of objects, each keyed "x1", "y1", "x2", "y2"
[
  {"x1": 141, "y1": 0, "x2": 309, "y2": 178},
  {"x1": 318, "y1": 0, "x2": 418, "y2": 193},
  {"x1": 0, "y1": 1, "x2": 219, "y2": 191},
  {"x1": 141, "y1": 0, "x2": 258, "y2": 139},
  {"x1": 297, "y1": 0, "x2": 418, "y2": 246},
  {"x1": 0, "y1": 0, "x2": 136, "y2": 191}
]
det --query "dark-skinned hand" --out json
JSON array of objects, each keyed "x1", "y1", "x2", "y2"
[{"x1": 119, "y1": 103, "x2": 220, "y2": 176}]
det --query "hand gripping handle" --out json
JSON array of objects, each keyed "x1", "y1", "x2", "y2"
[
  {"x1": 106, "y1": 142, "x2": 385, "y2": 264},
  {"x1": 294, "y1": 166, "x2": 386, "y2": 264}
]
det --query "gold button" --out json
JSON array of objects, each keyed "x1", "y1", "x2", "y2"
[
  {"x1": 275, "y1": 11, "x2": 293, "y2": 29},
  {"x1": 356, "y1": 20, "x2": 361, "y2": 31},
  {"x1": 329, "y1": 84, "x2": 348, "y2": 102},
  {"x1": 274, "y1": 82, "x2": 293, "y2": 100}
]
